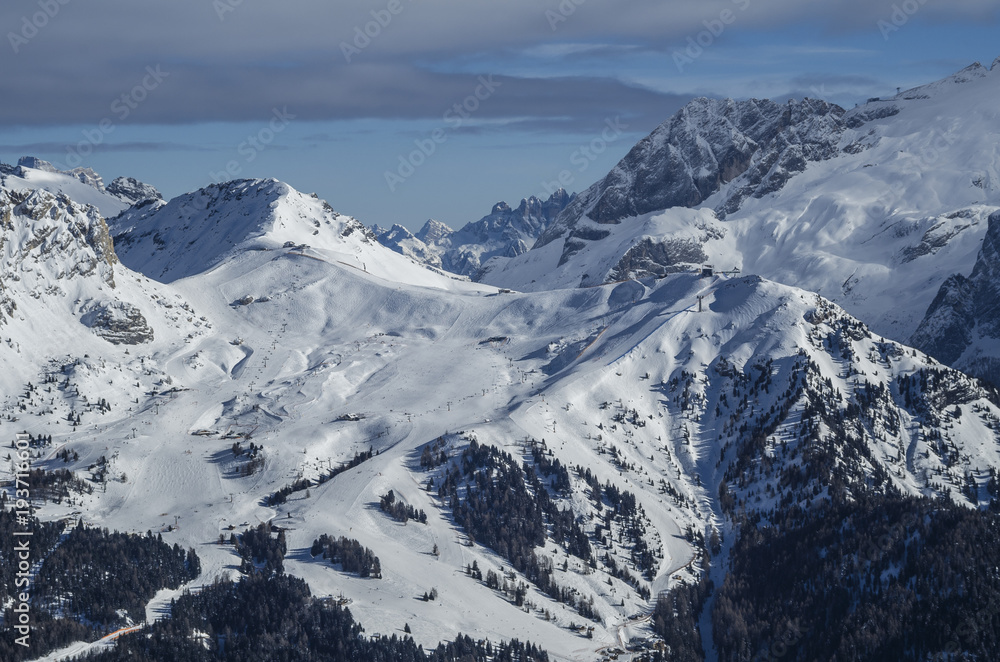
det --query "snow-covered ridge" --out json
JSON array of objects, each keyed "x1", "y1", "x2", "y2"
[
  {"x1": 108, "y1": 178, "x2": 378, "y2": 283},
  {"x1": 1, "y1": 156, "x2": 160, "y2": 219},
  {"x1": 889, "y1": 60, "x2": 992, "y2": 101}
]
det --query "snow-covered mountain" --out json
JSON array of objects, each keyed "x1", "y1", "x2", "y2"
[
  {"x1": 482, "y1": 61, "x2": 1000, "y2": 350},
  {"x1": 4, "y1": 163, "x2": 1000, "y2": 661},
  {"x1": 374, "y1": 189, "x2": 572, "y2": 278},
  {"x1": 107, "y1": 178, "x2": 467, "y2": 289},
  {"x1": 4, "y1": 61, "x2": 1000, "y2": 662},
  {"x1": 533, "y1": 96, "x2": 847, "y2": 256},
  {"x1": 0, "y1": 182, "x2": 212, "y2": 446},
  {"x1": 105, "y1": 176, "x2": 162, "y2": 206},
  {"x1": 373, "y1": 222, "x2": 448, "y2": 270},
  {"x1": 1, "y1": 156, "x2": 160, "y2": 218}
]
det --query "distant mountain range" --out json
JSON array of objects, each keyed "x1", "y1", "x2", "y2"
[{"x1": 372, "y1": 189, "x2": 572, "y2": 278}]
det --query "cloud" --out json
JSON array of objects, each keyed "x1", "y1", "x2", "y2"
[
  {"x1": 0, "y1": 0, "x2": 996, "y2": 130},
  {"x1": 0, "y1": 55, "x2": 692, "y2": 134},
  {"x1": 517, "y1": 43, "x2": 645, "y2": 59},
  {"x1": 0, "y1": 141, "x2": 212, "y2": 154}
]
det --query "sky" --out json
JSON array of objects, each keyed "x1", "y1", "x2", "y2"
[{"x1": 0, "y1": 0, "x2": 998, "y2": 231}]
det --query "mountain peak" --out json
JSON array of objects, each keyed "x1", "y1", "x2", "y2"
[
  {"x1": 66, "y1": 167, "x2": 106, "y2": 192},
  {"x1": 894, "y1": 60, "x2": 993, "y2": 100},
  {"x1": 374, "y1": 190, "x2": 573, "y2": 278},
  {"x1": 8, "y1": 158, "x2": 137, "y2": 217},
  {"x1": 17, "y1": 156, "x2": 59, "y2": 172},
  {"x1": 533, "y1": 95, "x2": 847, "y2": 255},
  {"x1": 542, "y1": 187, "x2": 571, "y2": 207},
  {"x1": 378, "y1": 223, "x2": 443, "y2": 269},
  {"x1": 484, "y1": 56, "x2": 1000, "y2": 340},
  {"x1": 949, "y1": 60, "x2": 993, "y2": 84},
  {"x1": 0, "y1": 187, "x2": 119, "y2": 310},
  {"x1": 109, "y1": 178, "x2": 372, "y2": 282},
  {"x1": 16, "y1": 157, "x2": 107, "y2": 192},
  {"x1": 107, "y1": 176, "x2": 162, "y2": 206},
  {"x1": 416, "y1": 219, "x2": 454, "y2": 244}
]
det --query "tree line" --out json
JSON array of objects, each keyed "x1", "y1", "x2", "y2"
[{"x1": 84, "y1": 573, "x2": 549, "y2": 662}]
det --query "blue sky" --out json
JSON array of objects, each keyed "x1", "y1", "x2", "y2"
[{"x1": 1, "y1": 0, "x2": 997, "y2": 231}]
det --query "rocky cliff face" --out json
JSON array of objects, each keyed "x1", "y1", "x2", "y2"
[
  {"x1": 16, "y1": 156, "x2": 59, "y2": 172},
  {"x1": 536, "y1": 97, "x2": 848, "y2": 267},
  {"x1": 107, "y1": 176, "x2": 163, "y2": 206},
  {"x1": 0, "y1": 186, "x2": 133, "y2": 340},
  {"x1": 80, "y1": 300, "x2": 155, "y2": 345},
  {"x1": 912, "y1": 211, "x2": 1000, "y2": 383},
  {"x1": 1, "y1": 187, "x2": 118, "y2": 287}
]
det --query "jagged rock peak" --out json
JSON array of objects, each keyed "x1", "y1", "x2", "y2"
[
  {"x1": 385, "y1": 224, "x2": 416, "y2": 240},
  {"x1": 538, "y1": 187, "x2": 571, "y2": 210},
  {"x1": 17, "y1": 156, "x2": 59, "y2": 172},
  {"x1": 416, "y1": 219, "x2": 454, "y2": 244},
  {"x1": 107, "y1": 176, "x2": 162, "y2": 205},
  {"x1": 66, "y1": 167, "x2": 105, "y2": 192},
  {"x1": 0, "y1": 187, "x2": 118, "y2": 290},
  {"x1": 374, "y1": 189, "x2": 573, "y2": 279},
  {"x1": 378, "y1": 223, "x2": 443, "y2": 269},
  {"x1": 535, "y1": 96, "x2": 846, "y2": 252}
]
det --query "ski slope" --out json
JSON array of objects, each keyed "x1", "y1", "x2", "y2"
[{"x1": 7, "y1": 221, "x2": 1000, "y2": 660}]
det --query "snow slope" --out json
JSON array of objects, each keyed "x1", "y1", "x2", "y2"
[
  {"x1": 108, "y1": 178, "x2": 473, "y2": 290},
  {"x1": 6, "y1": 205, "x2": 1000, "y2": 660},
  {"x1": 0, "y1": 184, "x2": 211, "y2": 446}
]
